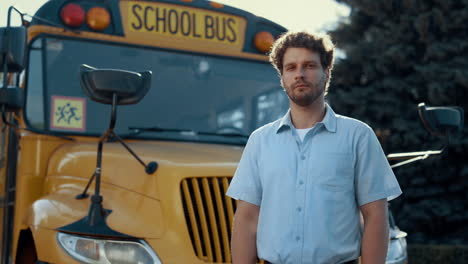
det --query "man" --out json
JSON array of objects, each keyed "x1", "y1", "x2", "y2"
[{"x1": 226, "y1": 31, "x2": 402, "y2": 264}]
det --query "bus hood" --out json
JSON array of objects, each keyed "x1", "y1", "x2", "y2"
[
  {"x1": 46, "y1": 140, "x2": 243, "y2": 200},
  {"x1": 28, "y1": 140, "x2": 243, "y2": 238}
]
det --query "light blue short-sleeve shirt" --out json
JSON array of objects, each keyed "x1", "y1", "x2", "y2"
[{"x1": 226, "y1": 104, "x2": 402, "y2": 264}]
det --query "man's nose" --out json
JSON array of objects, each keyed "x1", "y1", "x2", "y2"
[{"x1": 294, "y1": 68, "x2": 305, "y2": 80}]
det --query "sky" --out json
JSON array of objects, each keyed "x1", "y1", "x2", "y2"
[{"x1": 1, "y1": 0, "x2": 350, "y2": 32}]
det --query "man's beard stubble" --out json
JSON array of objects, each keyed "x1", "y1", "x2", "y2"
[{"x1": 284, "y1": 76, "x2": 326, "y2": 107}]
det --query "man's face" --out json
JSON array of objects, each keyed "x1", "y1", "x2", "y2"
[{"x1": 280, "y1": 47, "x2": 327, "y2": 107}]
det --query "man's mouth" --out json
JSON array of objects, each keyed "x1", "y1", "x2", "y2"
[{"x1": 295, "y1": 83, "x2": 309, "y2": 88}]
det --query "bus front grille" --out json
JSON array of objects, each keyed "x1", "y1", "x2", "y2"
[{"x1": 181, "y1": 177, "x2": 236, "y2": 263}]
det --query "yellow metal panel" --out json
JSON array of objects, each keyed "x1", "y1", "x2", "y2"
[
  {"x1": 181, "y1": 180, "x2": 204, "y2": 257},
  {"x1": 27, "y1": 25, "x2": 269, "y2": 61},
  {"x1": 222, "y1": 177, "x2": 235, "y2": 234},
  {"x1": 202, "y1": 177, "x2": 222, "y2": 262},
  {"x1": 45, "y1": 141, "x2": 241, "y2": 201},
  {"x1": 191, "y1": 178, "x2": 213, "y2": 261},
  {"x1": 13, "y1": 127, "x2": 244, "y2": 263},
  {"x1": 30, "y1": 227, "x2": 82, "y2": 263},
  {"x1": 212, "y1": 177, "x2": 232, "y2": 262},
  {"x1": 123, "y1": 1, "x2": 244, "y2": 48},
  {"x1": 27, "y1": 176, "x2": 165, "y2": 239},
  {"x1": 13, "y1": 134, "x2": 73, "y2": 261}
]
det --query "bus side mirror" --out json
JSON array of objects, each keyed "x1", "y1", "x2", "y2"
[
  {"x1": 0, "y1": 87, "x2": 24, "y2": 112},
  {"x1": 80, "y1": 64, "x2": 151, "y2": 105},
  {"x1": 0, "y1": 26, "x2": 27, "y2": 72},
  {"x1": 0, "y1": 26, "x2": 26, "y2": 112},
  {"x1": 418, "y1": 102, "x2": 464, "y2": 136}
]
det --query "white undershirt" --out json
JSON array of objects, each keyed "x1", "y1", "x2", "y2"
[{"x1": 296, "y1": 127, "x2": 313, "y2": 142}]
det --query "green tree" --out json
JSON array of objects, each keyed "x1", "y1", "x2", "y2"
[{"x1": 327, "y1": 0, "x2": 468, "y2": 244}]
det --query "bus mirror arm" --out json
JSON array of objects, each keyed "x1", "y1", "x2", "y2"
[
  {"x1": 76, "y1": 92, "x2": 158, "y2": 199},
  {"x1": 70, "y1": 92, "x2": 157, "y2": 237},
  {"x1": 1, "y1": 109, "x2": 19, "y2": 130},
  {"x1": 387, "y1": 128, "x2": 450, "y2": 169},
  {"x1": 387, "y1": 103, "x2": 463, "y2": 169},
  {"x1": 75, "y1": 64, "x2": 158, "y2": 231},
  {"x1": 387, "y1": 149, "x2": 444, "y2": 169}
]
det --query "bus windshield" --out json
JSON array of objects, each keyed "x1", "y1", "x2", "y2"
[{"x1": 26, "y1": 37, "x2": 289, "y2": 144}]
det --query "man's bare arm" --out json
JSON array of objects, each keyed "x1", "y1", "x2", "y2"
[
  {"x1": 360, "y1": 198, "x2": 389, "y2": 264},
  {"x1": 231, "y1": 200, "x2": 260, "y2": 264}
]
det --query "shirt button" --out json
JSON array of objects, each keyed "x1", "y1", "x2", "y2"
[
  {"x1": 299, "y1": 180, "x2": 304, "y2": 185},
  {"x1": 301, "y1": 155, "x2": 306, "y2": 160},
  {"x1": 296, "y1": 236, "x2": 300, "y2": 241},
  {"x1": 297, "y1": 207, "x2": 302, "y2": 212}
]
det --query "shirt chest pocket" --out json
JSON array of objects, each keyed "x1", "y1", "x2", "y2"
[{"x1": 312, "y1": 152, "x2": 354, "y2": 191}]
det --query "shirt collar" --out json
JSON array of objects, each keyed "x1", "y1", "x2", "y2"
[
  {"x1": 276, "y1": 103, "x2": 337, "y2": 133},
  {"x1": 277, "y1": 109, "x2": 293, "y2": 133}
]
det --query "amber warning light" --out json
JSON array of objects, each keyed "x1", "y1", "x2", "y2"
[
  {"x1": 87, "y1": 7, "x2": 111, "y2": 31},
  {"x1": 254, "y1": 31, "x2": 274, "y2": 53}
]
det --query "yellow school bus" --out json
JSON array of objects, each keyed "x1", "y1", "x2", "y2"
[{"x1": 0, "y1": 0, "x2": 288, "y2": 263}]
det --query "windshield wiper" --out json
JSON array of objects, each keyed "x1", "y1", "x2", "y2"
[{"x1": 127, "y1": 126, "x2": 249, "y2": 138}]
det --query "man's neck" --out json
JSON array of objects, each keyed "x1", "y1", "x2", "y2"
[{"x1": 290, "y1": 99, "x2": 326, "y2": 129}]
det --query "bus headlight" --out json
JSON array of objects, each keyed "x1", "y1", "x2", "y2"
[{"x1": 57, "y1": 232, "x2": 161, "y2": 264}]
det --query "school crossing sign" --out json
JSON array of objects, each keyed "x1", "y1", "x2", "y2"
[{"x1": 51, "y1": 96, "x2": 86, "y2": 131}]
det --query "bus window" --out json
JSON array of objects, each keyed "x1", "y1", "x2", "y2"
[
  {"x1": 217, "y1": 102, "x2": 245, "y2": 132},
  {"x1": 25, "y1": 37, "x2": 287, "y2": 142},
  {"x1": 255, "y1": 88, "x2": 289, "y2": 126}
]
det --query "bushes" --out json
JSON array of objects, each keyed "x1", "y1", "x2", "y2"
[{"x1": 328, "y1": 0, "x2": 468, "y2": 244}]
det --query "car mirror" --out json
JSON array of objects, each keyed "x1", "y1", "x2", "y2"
[
  {"x1": 79, "y1": 64, "x2": 152, "y2": 105},
  {"x1": 0, "y1": 27, "x2": 27, "y2": 72},
  {"x1": 418, "y1": 102, "x2": 464, "y2": 136},
  {"x1": 0, "y1": 86, "x2": 24, "y2": 112}
]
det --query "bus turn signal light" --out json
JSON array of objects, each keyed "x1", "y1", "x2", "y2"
[
  {"x1": 60, "y1": 3, "x2": 85, "y2": 28},
  {"x1": 86, "y1": 7, "x2": 111, "y2": 31},
  {"x1": 254, "y1": 31, "x2": 274, "y2": 53}
]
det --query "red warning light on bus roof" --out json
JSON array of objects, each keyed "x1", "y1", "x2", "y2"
[{"x1": 60, "y1": 3, "x2": 85, "y2": 28}]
